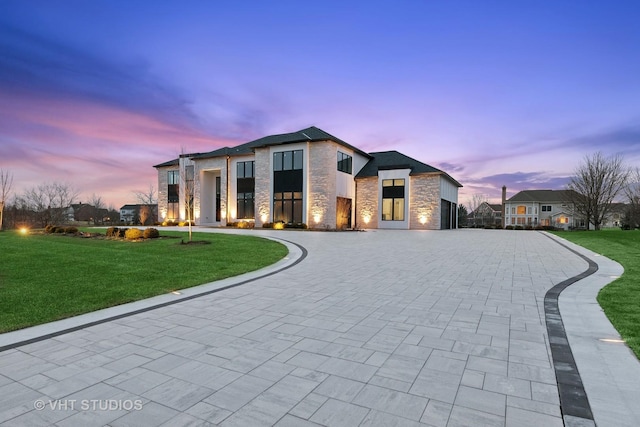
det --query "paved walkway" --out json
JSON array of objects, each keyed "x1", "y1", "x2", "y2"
[{"x1": 0, "y1": 229, "x2": 638, "y2": 426}]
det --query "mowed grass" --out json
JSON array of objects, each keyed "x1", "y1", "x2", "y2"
[
  {"x1": 0, "y1": 230, "x2": 287, "y2": 333},
  {"x1": 552, "y1": 229, "x2": 640, "y2": 358}
]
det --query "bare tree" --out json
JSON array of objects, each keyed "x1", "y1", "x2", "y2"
[
  {"x1": 133, "y1": 184, "x2": 158, "y2": 224},
  {"x1": 22, "y1": 182, "x2": 80, "y2": 227},
  {"x1": 469, "y1": 194, "x2": 488, "y2": 227},
  {"x1": 623, "y1": 167, "x2": 640, "y2": 228},
  {"x1": 0, "y1": 169, "x2": 14, "y2": 231},
  {"x1": 567, "y1": 152, "x2": 629, "y2": 230},
  {"x1": 180, "y1": 152, "x2": 197, "y2": 242},
  {"x1": 88, "y1": 193, "x2": 106, "y2": 225}
]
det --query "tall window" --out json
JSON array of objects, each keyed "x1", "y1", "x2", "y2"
[
  {"x1": 237, "y1": 161, "x2": 255, "y2": 219},
  {"x1": 337, "y1": 152, "x2": 352, "y2": 174},
  {"x1": 167, "y1": 170, "x2": 179, "y2": 219},
  {"x1": 382, "y1": 179, "x2": 405, "y2": 221},
  {"x1": 273, "y1": 150, "x2": 303, "y2": 223}
]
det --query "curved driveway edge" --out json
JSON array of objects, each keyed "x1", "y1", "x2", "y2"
[
  {"x1": 545, "y1": 233, "x2": 640, "y2": 427},
  {"x1": 0, "y1": 235, "x2": 306, "y2": 353}
]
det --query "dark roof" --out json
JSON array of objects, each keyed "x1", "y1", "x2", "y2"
[
  {"x1": 192, "y1": 126, "x2": 371, "y2": 160},
  {"x1": 355, "y1": 151, "x2": 462, "y2": 187},
  {"x1": 507, "y1": 189, "x2": 580, "y2": 203},
  {"x1": 153, "y1": 158, "x2": 179, "y2": 168},
  {"x1": 488, "y1": 204, "x2": 502, "y2": 211}
]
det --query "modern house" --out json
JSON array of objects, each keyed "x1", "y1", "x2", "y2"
[
  {"x1": 502, "y1": 189, "x2": 585, "y2": 230},
  {"x1": 154, "y1": 126, "x2": 461, "y2": 230}
]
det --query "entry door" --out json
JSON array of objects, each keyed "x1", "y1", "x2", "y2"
[{"x1": 336, "y1": 197, "x2": 352, "y2": 229}]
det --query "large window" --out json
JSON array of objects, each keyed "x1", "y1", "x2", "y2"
[
  {"x1": 517, "y1": 205, "x2": 526, "y2": 215},
  {"x1": 167, "y1": 170, "x2": 179, "y2": 219},
  {"x1": 237, "y1": 161, "x2": 255, "y2": 219},
  {"x1": 274, "y1": 150, "x2": 303, "y2": 223},
  {"x1": 382, "y1": 179, "x2": 405, "y2": 221},
  {"x1": 337, "y1": 152, "x2": 352, "y2": 174}
]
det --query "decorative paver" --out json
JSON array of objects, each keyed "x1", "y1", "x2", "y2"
[{"x1": 0, "y1": 229, "x2": 637, "y2": 426}]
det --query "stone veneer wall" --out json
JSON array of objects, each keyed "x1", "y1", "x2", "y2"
[
  {"x1": 409, "y1": 174, "x2": 441, "y2": 230},
  {"x1": 308, "y1": 141, "x2": 337, "y2": 229},
  {"x1": 253, "y1": 147, "x2": 271, "y2": 228},
  {"x1": 355, "y1": 176, "x2": 379, "y2": 229}
]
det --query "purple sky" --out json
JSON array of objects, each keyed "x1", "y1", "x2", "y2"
[{"x1": 1, "y1": 1, "x2": 639, "y2": 209}]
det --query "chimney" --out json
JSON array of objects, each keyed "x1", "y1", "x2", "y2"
[{"x1": 501, "y1": 186, "x2": 507, "y2": 228}]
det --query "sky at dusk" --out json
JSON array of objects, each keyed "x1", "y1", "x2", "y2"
[{"x1": 1, "y1": 0, "x2": 639, "y2": 209}]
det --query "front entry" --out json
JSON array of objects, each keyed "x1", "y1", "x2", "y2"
[{"x1": 337, "y1": 197, "x2": 352, "y2": 229}]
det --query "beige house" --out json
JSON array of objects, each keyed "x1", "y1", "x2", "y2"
[
  {"x1": 155, "y1": 127, "x2": 461, "y2": 230},
  {"x1": 503, "y1": 189, "x2": 585, "y2": 230}
]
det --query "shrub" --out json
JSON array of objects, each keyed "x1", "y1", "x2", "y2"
[
  {"x1": 162, "y1": 220, "x2": 177, "y2": 226},
  {"x1": 514, "y1": 225, "x2": 524, "y2": 230},
  {"x1": 505, "y1": 225, "x2": 514, "y2": 230},
  {"x1": 44, "y1": 225, "x2": 54, "y2": 234},
  {"x1": 55, "y1": 226, "x2": 66, "y2": 233},
  {"x1": 125, "y1": 228, "x2": 143, "y2": 240},
  {"x1": 178, "y1": 220, "x2": 194, "y2": 227},
  {"x1": 65, "y1": 226, "x2": 79, "y2": 234},
  {"x1": 117, "y1": 228, "x2": 128, "y2": 238},
  {"x1": 143, "y1": 228, "x2": 160, "y2": 239},
  {"x1": 524, "y1": 225, "x2": 533, "y2": 230},
  {"x1": 106, "y1": 227, "x2": 119, "y2": 237}
]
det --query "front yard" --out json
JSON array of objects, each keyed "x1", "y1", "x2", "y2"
[{"x1": 0, "y1": 229, "x2": 287, "y2": 333}]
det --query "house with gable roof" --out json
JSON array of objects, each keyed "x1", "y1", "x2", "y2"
[
  {"x1": 154, "y1": 126, "x2": 461, "y2": 230},
  {"x1": 503, "y1": 189, "x2": 585, "y2": 230}
]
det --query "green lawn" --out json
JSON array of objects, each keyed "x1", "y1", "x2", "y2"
[
  {"x1": 0, "y1": 229, "x2": 287, "y2": 333},
  {"x1": 551, "y1": 229, "x2": 640, "y2": 358}
]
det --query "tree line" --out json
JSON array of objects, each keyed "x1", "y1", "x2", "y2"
[{"x1": 0, "y1": 170, "x2": 157, "y2": 231}]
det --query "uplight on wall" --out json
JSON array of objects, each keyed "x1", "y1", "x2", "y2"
[
  {"x1": 313, "y1": 213, "x2": 321, "y2": 224},
  {"x1": 419, "y1": 215, "x2": 427, "y2": 225},
  {"x1": 363, "y1": 215, "x2": 371, "y2": 224}
]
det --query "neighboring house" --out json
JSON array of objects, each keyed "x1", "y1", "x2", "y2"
[
  {"x1": 602, "y1": 203, "x2": 627, "y2": 228},
  {"x1": 70, "y1": 203, "x2": 109, "y2": 224},
  {"x1": 119, "y1": 204, "x2": 158, "y2": 225},
  {"x1": 503, "y1": 189, "x2": 585, "y2": 230},
  {"x1": 154, "y1": 126, "x2": 462, "y2": 230},
  {"x1": 468, "y1": 202, "x2": 502, "y2": 227}
]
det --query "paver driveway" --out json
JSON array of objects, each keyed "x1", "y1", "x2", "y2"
[{"x1": 0, "y1": 229, "x2": 590, "y2": 426}]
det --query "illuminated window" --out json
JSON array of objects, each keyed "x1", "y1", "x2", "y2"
[
  {"x1": 517, "y1": 206, "x2": 526, "y2": 215},
  {"x1": 382, "y1": 179, "x2": 405, "y2": 221},
  {"x1": 273, "y1": 150, "x2": 303, "y2": 223}
]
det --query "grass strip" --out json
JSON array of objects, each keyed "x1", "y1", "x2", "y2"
[{"x1": 551, "y1": 229, "x2": 640, "y2": 358}]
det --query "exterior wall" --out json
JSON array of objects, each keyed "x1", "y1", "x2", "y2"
[
  {"x1": 195, "y1": 157, "x2": 227, "y2": 225},
  {"x1": 504, "y1": 201, "x2": 577, "y2": 229},
  {"x1": 308, "y1": 141, "x2": 337, "y2": 229},
  {"x1": 409, "y1": 175, "x2": 441, "y2": 230},
  {"x1": 254, "y1": 148, "x2": 271, "y2": 228},
  {"x1": 355, "y1": 176, "x2": 378, "y2": 229}
]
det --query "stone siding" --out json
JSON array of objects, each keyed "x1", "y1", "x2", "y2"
[
  {"x1": 355, "y1": 177, "x2": 378, "y2": 229},
  {"x1": 254, "y1": 148, "x2": 271, "y2": 228},
  {"x1": 308, "y1": 141, "x2": 337, "y2": 229},
  {"x1": 156, "y1": 166, "x2": 178, "y2": 222},
  {"x1": 195, "y1": 157, "x2": 227, "y2": 225},
  {"x1": 410, "y1": 174, "x2": 441, "y2": 230}
]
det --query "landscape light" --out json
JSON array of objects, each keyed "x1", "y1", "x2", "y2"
[
  {"x1": 20, "y1": 227, "x2": 28, "y2": 235},
  {"x1": 599, "y1": 338, "x2": 625, "y2": 343}
]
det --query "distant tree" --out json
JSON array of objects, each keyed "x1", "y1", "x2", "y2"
[
  {"x1": 566, "y1": 152, "x2": 629, "y2": 230},
  {"x1": 0, "y1": 169, "x2": 14, "y2": 231},
  {"x1": 623, "y1": 167, "x2": 640, "y2": 229},
  {"x1": 469, "y1": 194, "x2": 488, "y2": 227},
  {"x1": 22, "y1": 182, "x2": 79, "y2": 227},
  {"x1": 457, "y1": 204, "x2": 469, "y2": 227},
  {"x1": 133, "y1": 184, "x2": 158, "y2": 223},
  {"x1": 88, "y1": 193, "x2": 106, "y2": 225}
]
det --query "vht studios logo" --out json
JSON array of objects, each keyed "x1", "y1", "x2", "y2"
[{"x1": 34, "y1": 399, "x2": 144, "y2": 411}]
